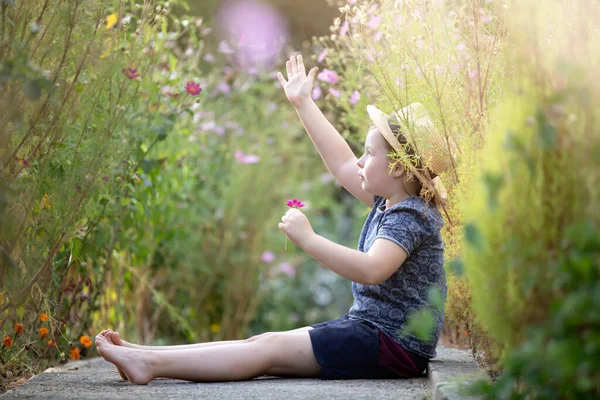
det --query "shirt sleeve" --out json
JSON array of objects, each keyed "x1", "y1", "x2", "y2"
[{"x1": 375, "y1": 208, "x2": 429, "y2": 256}]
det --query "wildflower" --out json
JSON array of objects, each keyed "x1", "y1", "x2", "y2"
[
  {"x1": 79, "y1": 336, "x2": 92, "y2": 349},
  {"x1": 349, "y1": 90, "x2": 360, "y2": 105},
  {"x1": 339, "y1": 20, "x2": 349, "y2": 37},
  {"x1": 317, "y1": 68, "x2": 339, "y2": 84},
  {"x1": 69, "y1": 347, "x2": 81, "y2": 360},
  {"x1": 106, "y1": 13, "x2": 118, "y2": 30},
  {"x1": 14, "y1": 323, "x2": 24, "y2": 335},
  {"x1": 283, "y1": 197, "x2": 305, "y2": 251},
  {"x1": 261, "y1": 251, "x2": 276, "y2": 263},
  {"x1": 210, "y1": 323, "x2": 220, "y2": 334},
  {"x1": 39, "y1": 327, "x2": 49, "y2": 339},
  {"x1": 317, "y1": 49, "x2": 327, "y2": 63},
  {"x1": 286, "y1": 198, "x2": 305, "y2": 208},
  {"x1": 47, "y1": 340, "x2": 57, "y2": 348},
  {"x1": 40, "y1": 313, "x2": 49, "y2": 322},
  {"x1": 122, "y1": 68, "x2": 140, "y2": 80},
  {"x1": 216, "y1": 81, "x2": 231, "y2": 95},
  {"x1": 185, "y1": 81, "x2": 202, "y2": 96},
  {"x1": 368, "y1": 15, "x2": 381, "y2": 29},
  {"x1": 278, "y1": 262, "x2": 297, "y2": 278},
  {"x1": 312, "y1": 87, "x2": 322, "y2": 100},
  {"x1": 3, "y1": 336, "x2": 12, "y2": 348},
  {"x1": 396, "y1": 77, "x2": 404, "y2": 88},
  {"x1": 40, "y1": 194, "x2": 51, "y2": 210},
  {"x1": 203, "y1": 53, "x2": 216, "y2": 63},
  {"x1": 328, "y1": 88, "x2": 341, "y2": 98},
  {"x1": 234, "y1": 151, "x2": 260, "y2": 164}
]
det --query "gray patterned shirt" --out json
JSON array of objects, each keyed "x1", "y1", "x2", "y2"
[{"x1": 348, "y1": 195, "x2": 447, "y2": 359}]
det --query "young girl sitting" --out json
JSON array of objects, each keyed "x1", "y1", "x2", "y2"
[{"x1": 94, "y1": 54, "x2": 449, "y2": 385}]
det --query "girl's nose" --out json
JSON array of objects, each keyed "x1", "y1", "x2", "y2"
[{"x1": 356, "y1": 155, "x2": 364, "y2": 168}]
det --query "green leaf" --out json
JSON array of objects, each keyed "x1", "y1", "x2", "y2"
[
  {"x1": 427, "y1": 287, "x2": 445, "y2": 313},
  {"x1": 401, "y1": 309, "x2": 436, "y2": 343},
  {"x1": 504, "y1": 129, "x2": 536, "y2": 177}
]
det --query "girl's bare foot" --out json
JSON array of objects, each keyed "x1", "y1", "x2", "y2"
[
  {"x1": 95, "y1": 334, "x2": 155, "y2": 385},
  {"x1": 99, "y1": 329, "x2": 129, "y2": 381}
]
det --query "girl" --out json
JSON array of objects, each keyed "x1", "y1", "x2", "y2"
[{"x1": 94, "y1": 54, "x2": 448, "y2": 384}]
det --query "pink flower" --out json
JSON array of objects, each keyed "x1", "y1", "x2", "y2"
[
  {"x1": 349, "y1": 90, "x2": 360, "y2": 105},
  {"x1": 235, "y1": 151, "x2": 260, "y2": 164},
  {"x1": 278, "y1": 262, "x2": 296, "y2": 277},
  {"x1": 286, "y1": 197, "x2": 305, "y2": 208},
  {"x1": 122, "y1": 68, "x2": 140, "y2": 80},
  {"x1": 317, "y1": 49, "x2": 327, "y2": 63},
  {"x1": 328, "y1": 88, "x2": 340, "y2": 98},
  {"x1": 261, "y1": 251, "x2": 275, "y2": 263},
  {"x1": 312, "y1": 87, "x2": 322, "y2": 100},
  {"x1": 317, "y1": 68, "x2": 339, "y2": 84},
  {"x1": 396, "y1": 77, "x2": 404, "y2": 87},
  {"x1": 368, "y1": 15, "x2": 381, "y2": 29},
  {"x1": 185, "y1": 82, "x2": 202, "y2": 96}
]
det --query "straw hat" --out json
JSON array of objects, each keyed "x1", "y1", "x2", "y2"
[{"x1": 366, "y1": 103, "x2": 457, "y2": 200}]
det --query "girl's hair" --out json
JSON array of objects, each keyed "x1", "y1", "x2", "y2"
[{"x1": 380, "y1": 122, "x2": 442, "y2": 208}]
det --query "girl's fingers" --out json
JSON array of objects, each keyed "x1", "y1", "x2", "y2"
[
  {"x1": 286, "y1": 60, "x2": 291, "y2": 78},
  {"x1": 276, "y1": 72, "x2": 287, "y2": 87},
  {"x1": 297, "y1": 55, "x2": 306, "y2": 75},
  {"x1": 290, "y1": 55, "x2": 298, "y2": 75},
  {"x1": 308, "y1": 67, "x2": 319, "y2": 81}
]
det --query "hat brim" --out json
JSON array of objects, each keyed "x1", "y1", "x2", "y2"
[{"x1": 366, "y1": 105, "x2": 401, "y2": 152}]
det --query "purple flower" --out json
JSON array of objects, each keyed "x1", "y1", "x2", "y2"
[
  {"x1": 368, "y1": 15, "x2": 381, "y2": 29},
  {"x1": 312, "y1": 87, "x2": 322, "y2": 100},
  {"x1": 203, "y1": 53, "x2": 216, "y2": 63},
  {"x1": 317, "y1": 49, "x2": 327, "y2": 63},
  {"x1": 278, "y1": 262, "x2": 296, "y2": 277},
  {"x1": 339, "y1": 20, "x2": 349, "y2": 37},
  {"x1": 261, "y1": 251, "x2": 275, "y2": 263},
  {"x1": 185, "y1": 81, "x2": 202, "y2": 96},
  {"x1": 349, "y1": 90, "x2": 360, "y2": 105},
  {"x1": 317, "y1": 68, "x2": 339, "y2": 84},
  {"x1": 328, "y1": 88, "x2": 340, "y2": 98},
  {"x1": 396, "y1": 77, "x2": 404, "y2": 87},
  {"x1": 216, "y1": 81, "x2": 231, "y2": 95},
  {"x1": 122, "y1": 68, "x2": 140, "y2": 80}
]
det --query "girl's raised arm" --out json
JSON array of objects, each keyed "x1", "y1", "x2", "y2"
[{"x1": 278, "y1": 55, "x2": 373, "y2": 207}]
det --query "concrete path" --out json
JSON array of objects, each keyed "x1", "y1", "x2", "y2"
[{"x1": 0, "y1": 346, "x2": 484, "y2": 399}]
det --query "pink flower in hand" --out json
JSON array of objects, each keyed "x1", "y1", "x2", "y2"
[
  {"x1": 286, "y1": 197, "x2": 305, "y2": 208},
  {"x1": 122, "y1": 68, "x2": 140, "y2": 80},
  {"x1": 185, "y1": 81, "x2": 202, "y2": 96}
]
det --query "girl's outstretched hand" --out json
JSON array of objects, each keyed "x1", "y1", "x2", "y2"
[
  {"x1": 277, "y1": 54, "x2": 318, "y2": 108},
  {"x1": 278, "y1": 208, "x2": 315, "y2": 249}
]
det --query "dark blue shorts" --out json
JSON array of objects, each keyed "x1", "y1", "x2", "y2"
[{"x1": 308, "y1": 314, "x2": 429, "y2": 380}]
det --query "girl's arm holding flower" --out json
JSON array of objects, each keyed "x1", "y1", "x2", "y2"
[{"x1": 279, "y1": 208, "x2": 408, "y2": 285}]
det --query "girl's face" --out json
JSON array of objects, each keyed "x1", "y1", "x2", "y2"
[{"x1": 356, "y1": 127, "x2": 404, "y2": 196}]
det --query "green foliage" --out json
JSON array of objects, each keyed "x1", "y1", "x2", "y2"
[{"x1": 468, "y1": 221, "x2": 600, "y2": 399}]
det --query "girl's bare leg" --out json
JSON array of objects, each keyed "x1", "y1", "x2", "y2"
[
  {"x1": 94, "y1": 329, "x2": 321, "y2": 384},
  {"x1": 100, "y1": 326, "x2": 314, "y2": 350},
  {"x1": 98, "y1": 327, "x2": 314, "y2": 381}
]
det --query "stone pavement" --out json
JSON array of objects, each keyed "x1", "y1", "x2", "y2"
[{"x1": 0, "y1": 346, "x2": 484, "y2": 399}]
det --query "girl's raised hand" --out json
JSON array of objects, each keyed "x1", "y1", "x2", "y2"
[{"x1": 277, "y1": 54, "x2": 319, "y2": 109}]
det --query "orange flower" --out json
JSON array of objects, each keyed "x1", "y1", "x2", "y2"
[
  {"x1": 39, "y1": 327, "x2": 49, "y2": 339},
  {"x1": 39, "y1": 313, "x2": 49, "y2": 322},
  {"x1": 69, "y1": 347, "x2": 81, "y2": 360},
  {"x1": 79, "y1": 335, "x2": 92, "y2": 349},
  {"x1": 47, "y1": 340, "x2": 57, "y2": 348},
  {"x1": 14, "y1": 323, "x2": 24, "y2": 335},
  {"x1": 3, "y1": 336, "x2": 12, "y2": 348}
]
